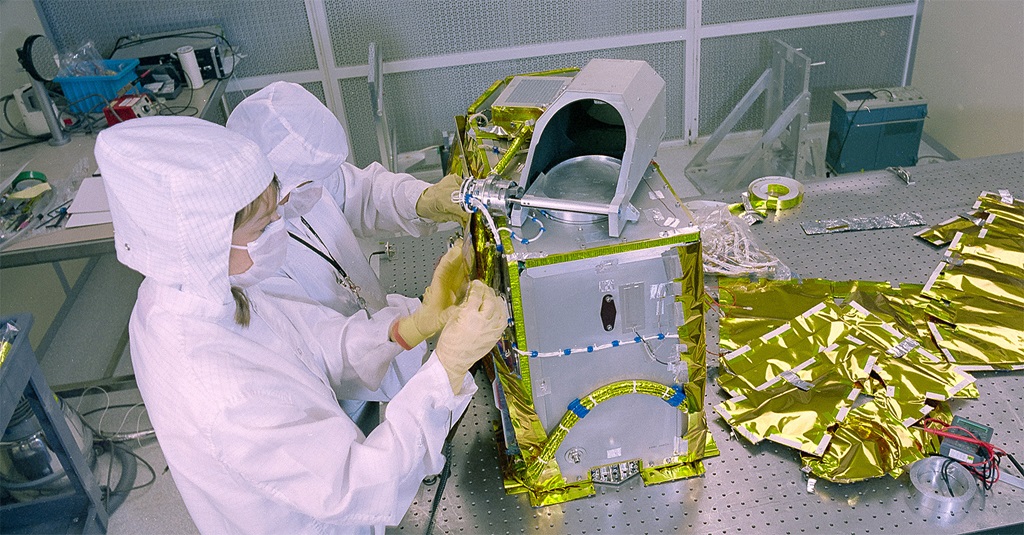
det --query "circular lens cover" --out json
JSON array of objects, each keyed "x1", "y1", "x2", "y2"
[{"x1": 17, "y1": 35, "x2": 61, "y2": 82}]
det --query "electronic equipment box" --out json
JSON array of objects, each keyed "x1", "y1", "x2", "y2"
[
  {"x1": 825, "y1": 86, "x2": 927, "y2": 173},
  {"x1": 110, "y1": 26, "x2": 229, "y2": 81}
]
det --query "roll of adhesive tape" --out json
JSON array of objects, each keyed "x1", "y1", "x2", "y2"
[
  {"x1": 12, "y1": 170, "x2": 47, "y2": 190},
  {"x1": 748, "y1": 176, "x2": 804, "y2": 211},
  {"x1": 176, "y1": 45, "x2": 205, "y2": 89}
]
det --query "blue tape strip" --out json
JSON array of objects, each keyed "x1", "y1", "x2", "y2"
[
  {"x1": 666, "y1": 384, "x2": 686, "y2": 407},
  {"x1": 568, "y1": 398, "x2": 590, "y2": 418}
]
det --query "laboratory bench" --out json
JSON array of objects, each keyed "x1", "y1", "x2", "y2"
[
  {"x1": 385, "y1": 152, "x2": 1024, "y2": 534},
  {"x1": 1, "y1": 79, "x2": 227, "y2": 268}
]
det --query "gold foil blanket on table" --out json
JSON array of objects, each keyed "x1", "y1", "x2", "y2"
[
  {"x1": 919, "y1": 190, "x2": 1024, "y2": 371},
  {"x1": 715, "y1": 290, "x2": 977, "y2": 483}
]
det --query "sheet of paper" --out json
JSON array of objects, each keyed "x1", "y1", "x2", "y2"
[
  {"x1": 68, "y1": 176, "x2": 110, "y2": 214},
  {"x1": 66, "y1": 210, "x2": 113, "y2": 228}
]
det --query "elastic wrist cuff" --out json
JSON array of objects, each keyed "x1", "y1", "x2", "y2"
[{"x1": 390, "y1": 319, "x2": 414, "y2": 351}]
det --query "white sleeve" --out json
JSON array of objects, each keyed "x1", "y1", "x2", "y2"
[
  {"x1": 310, "y1": 294, "x2": 423, "y2": 397},
  {"x1": 325, "y1": 161, "x2": 435, "y2": 239},
  {"x1": 252, "y1": 283, "x2": 420, "y2": 396},
  {"x1": 212, "y1": 354, "x2": 477, "y2": 526}
]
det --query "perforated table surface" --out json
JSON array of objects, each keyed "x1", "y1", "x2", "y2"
[{"x1": 385, "y1": 153, "x2": 1024, "y2": 534}]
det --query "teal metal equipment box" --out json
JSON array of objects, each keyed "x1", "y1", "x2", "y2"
[{"x1": 825, "y1": 86, "x2": 927, "y2": 173}]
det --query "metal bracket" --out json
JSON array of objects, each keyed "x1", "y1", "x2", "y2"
[
  {"x1": 685, "y1": 39, "x2": 824, "y2": 193},
  {"x1": 368, "y1": 42, "x2": 395, "y2": 171}
]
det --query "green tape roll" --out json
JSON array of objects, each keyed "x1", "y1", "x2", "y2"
[
  {"x1": 748, "y1": 176, "x2": 804, "y2": 211},
  {"x1": 12, "y1": 170, "x2": 47, "y2": 190}
]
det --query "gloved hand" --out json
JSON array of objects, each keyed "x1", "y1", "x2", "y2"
[
  {"x1": 434, "y1": 280, "x2": 508, "y2": 394},
  {"x1": 416, "y1": 173, "x2": 469, "y2": 226},
  {"x1": 390, "y1": 240, "x2": 471, "y2": 350}
]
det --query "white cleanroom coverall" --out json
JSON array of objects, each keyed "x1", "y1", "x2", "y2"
[
  {"x1": 226, "y1": 81, "x2": 437, "y2": 405},
  {"x1": 95, "y1": 116, "x2": 475, "y2": 534}
]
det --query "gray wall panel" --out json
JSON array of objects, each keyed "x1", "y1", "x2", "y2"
[
  {"x1": 699, "y1": 17, "x2": 911, "y2": 136},
  {"x1": 325, "y1": 0, "x2": 685, "y2": 66},
  {"x1": 702, "y1": 0, "x2": 912, "y2": 25},
  {"x1": 36, "y1": 0, "x2": 316, "y2": 77}
]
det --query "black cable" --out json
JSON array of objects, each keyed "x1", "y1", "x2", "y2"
[
  {"x1": 424, "y1": 438, "x2": 454, "y2": 535},
  {"x1": 940, "y1": 457, "x2": 955, "y2": 496},
  {"x1": 1, "y1": 137, "x2": 49, "y2": 152},
  {"x1": 1007, "y1": 453, "x2": 1024, "y2": 478},
  {"x1": 155, "y1": 85, "x2": 196, "y2": 117},
  {"x1": 111, "y1": 442, "x2": 157, "y2": 493}
]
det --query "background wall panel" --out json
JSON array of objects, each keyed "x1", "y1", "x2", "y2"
[
  {"x1": 324, "y1": 0, "x2": 685, "y2": 66},
  {"x1": 699, "y1": 17, "x2": 912, "y2": 136},
  {"x1": 702, "y1": 0, "x2": 912, "y2": 25}
]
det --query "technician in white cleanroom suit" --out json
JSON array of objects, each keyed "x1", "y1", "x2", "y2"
[
  {"x1": 95, "y1": 116, "x2": 507, "y2": 533},
  {"x1": 225, "y1": 81, "x2": 469, "y2": 421}
]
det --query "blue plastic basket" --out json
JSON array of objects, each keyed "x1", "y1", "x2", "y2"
[{"x1": 54, "y1": 59, "x2": 140, "y2": 114}]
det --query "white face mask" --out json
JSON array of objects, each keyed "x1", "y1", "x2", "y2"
[
  {"x1": 229, "y1": 218, "x2": 288, "y2": 288},
  {"x1": 281, "y1": 183, "x2": 323, "y2": 219}
]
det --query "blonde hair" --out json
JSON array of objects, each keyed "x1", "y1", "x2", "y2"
[{"x1": 231, "y1": 177, "x2": 280, "y2": 326}]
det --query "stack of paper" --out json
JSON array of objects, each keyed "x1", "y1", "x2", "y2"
[{"x1": 67, "y1": 177, "x2": 111, "y2": 228}]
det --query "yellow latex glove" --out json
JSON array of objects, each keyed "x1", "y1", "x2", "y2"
[
  {"x1": 390, "y1": 239, "x2": 470, "y2": 350},
  {"x1": 435, "y1": 280, "x2": 508, "y2": 394},
  {"x1": 416, "y1": 173, "x2": 469, "y2": 225}
]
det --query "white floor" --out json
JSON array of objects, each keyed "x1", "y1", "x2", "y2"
[{"x1": 1, "y1": 122, "x2": 952, "y2": 534}]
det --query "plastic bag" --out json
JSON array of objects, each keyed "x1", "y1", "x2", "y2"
[{"x1": 56, "y1": 41, "x2": 113, "y2": 77}]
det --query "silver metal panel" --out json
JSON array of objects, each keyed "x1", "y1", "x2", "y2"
[
  {"x1": 521, "y1": 252, "x2": 687, "y2": 481},
  {"x1": 384, "y1": 153, "x2": 1023, "y2": 534},
  {"x1": 36, "y1": 0, "x2": 317, "y2": 77},
  {"x1": 342, "y1": 43, "x2": 684, "y2": 168},
  {"x1": 493, "y1": 76, "x2": 573, "y2": 109},
  {"x1": 700, "y1": 18, "x2": 911, "y2": 136},
  {"x1": 324, "y1": 0, "x2": 685, "y2": 67},
  {"x1": 702, "y1": 0, "x2": 913, "y2": 25}
]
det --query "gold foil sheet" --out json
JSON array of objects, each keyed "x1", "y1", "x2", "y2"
[
  {"x1": 801, "y1": 401, "x2": 952, "y2": 483},
  {"x1": 914, "y1": 211, "x2": 985, "y2": 247},
  {"x1": 920, "y1": 191, "x2": 1024, "y2": 369},
  {"x1": 716, "y1": 278, "x2": 981, "y2": 400},
  {"x1": 715, "y1": 296, "x2": 976, "y2": 482}
]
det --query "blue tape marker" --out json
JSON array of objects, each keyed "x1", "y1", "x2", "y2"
[
  {"x1": 563, "y1": 348, "x2": 571, "y2": 356},
  {"x1": 657, "y1": 333, "x2": 666, "y2": 340},
  {"x1": 587, "y1": 346, "x2": 594, "y2": 352},
  {"x1": 568, "y1": 398, "x2": 590, "y2": 418},
  {"x1": 612, "y1": 340, "x2": 620, "y2": 347},
  {"x1": 530, "y1": 351, "x2": 538, "y2": 358},
  {"x1": 666, "y1": 384, "x2": 686, "y2": 407}
]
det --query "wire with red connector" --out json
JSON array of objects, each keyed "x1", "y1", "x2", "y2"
[{"x1": 916, "y1": 417, "x2": 1023, "y2": 491}]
